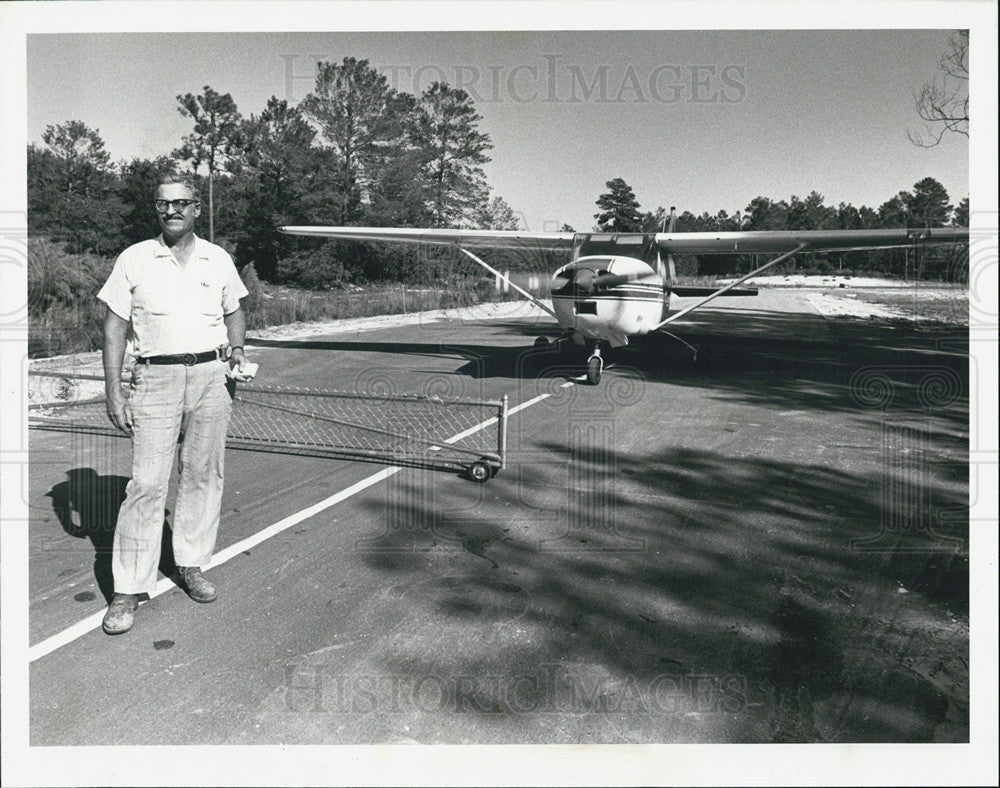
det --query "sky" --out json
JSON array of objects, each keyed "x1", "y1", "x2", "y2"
[{"x1": 24, "y1": 27, "x2": 970, "y2": 232}]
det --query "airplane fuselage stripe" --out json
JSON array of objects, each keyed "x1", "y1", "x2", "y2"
[{"x1": 552, "y1": 294, "x2": 665, "y2": 303}]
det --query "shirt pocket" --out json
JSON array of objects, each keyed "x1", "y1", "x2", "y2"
[{"x1": 194, "y1": 273, "x2": 225, "y2": 316}]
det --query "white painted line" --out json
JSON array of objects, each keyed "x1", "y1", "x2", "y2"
[
  {"x1": 29, "y1": 383, "x2": 574, "y2": 662},
  {"x1": 28, "y1": 611, "x2": 110, "y2": 662},
  {"x1": 444, "y1": 416, "x2": 503, "y2": 445},
  {"x1": 508, "y1": 392, "x2": 554, "y2": 414},
  {"x1": 206, "y1": 467, "x2": 400, "y2": 568}
]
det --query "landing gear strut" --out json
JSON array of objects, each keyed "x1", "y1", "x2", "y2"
[
  {"x1": 586, "y1": 345, "x2": 603, "y2": 385},
  {"x1": 532, "y1": 333, "x2": 604, "y2": 384}
]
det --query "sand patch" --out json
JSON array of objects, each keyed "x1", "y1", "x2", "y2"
[
  {"x1": 805, "y1": 292, "x2": 903, "y2": 319},
  {"x1": 721, "y1": 274, "x2": 938, "y2": 289}
]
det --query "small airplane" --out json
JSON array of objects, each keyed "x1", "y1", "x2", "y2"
[{"x1": 280, "y1": 214, "x2": 968, "y2": 384}]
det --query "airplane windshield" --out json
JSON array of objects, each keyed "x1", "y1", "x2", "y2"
[{"x1": 573, "y1": 233, "x2": 658, "y2": 263}]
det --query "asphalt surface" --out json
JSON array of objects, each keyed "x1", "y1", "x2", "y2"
[{"x1": 28, "y1": 289, "x2": 970, "y2": 745}]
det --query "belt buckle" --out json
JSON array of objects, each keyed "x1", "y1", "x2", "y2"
[{"x1": 182, "y1": 352, "x2": 197, "y2": 366}]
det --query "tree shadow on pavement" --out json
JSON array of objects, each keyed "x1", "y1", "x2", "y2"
[
  {"x1": 619, "y1": 309, "x2": 968, "y2": 430},
  {"x1": 354, "y1": 439, "x2": 968, "y2": 743},
  {"x1": 334, "y1": 304, "x2": 969, "y2": 743}
]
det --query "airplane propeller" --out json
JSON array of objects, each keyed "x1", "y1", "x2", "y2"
[
  {"x1": 588, "y1": 271, "x2": 640, "y2": 291},
  {"x1": 552, "y1": 268, "x2": 645, "y2": 297}
]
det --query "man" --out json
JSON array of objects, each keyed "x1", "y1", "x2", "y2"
[{"x1": 97, "y1": 173, "x2": 253, "y2": 634}]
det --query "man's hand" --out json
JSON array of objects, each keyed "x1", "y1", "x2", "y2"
[
  {"x1": 106, "y1": 384, "x2": 133, "y2": 436},
  {"x1": 227, "y1": 346, "x2": 256, "y2": 382}
]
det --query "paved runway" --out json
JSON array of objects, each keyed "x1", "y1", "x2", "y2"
[{"x1": 28, "y1": 289, "x2": 970, "y2": 744}]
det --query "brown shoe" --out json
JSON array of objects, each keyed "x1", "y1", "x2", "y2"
[
  {"x1": 178, "y1": 566, "x2": 217, "y2": 603},
  {"x1": 102, "y1": 593, "x2": 139, "y2": 635}
]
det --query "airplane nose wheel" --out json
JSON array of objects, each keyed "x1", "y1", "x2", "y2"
[{"x1": 586, "y1": 347, "x2": 603, "y2": 385}]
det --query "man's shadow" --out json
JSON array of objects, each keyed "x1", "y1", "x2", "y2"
[{"x1": 46, "y1": 468, "x2": 175, "y2": 602}]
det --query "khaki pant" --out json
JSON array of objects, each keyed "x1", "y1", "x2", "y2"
[{"x1": 112, "y1": 359, "x2": 232, "y2": 595}]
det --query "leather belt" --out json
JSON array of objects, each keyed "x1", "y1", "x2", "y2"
[{"x1": 137, "y1": 348, "x2": 225, "y2": 366}]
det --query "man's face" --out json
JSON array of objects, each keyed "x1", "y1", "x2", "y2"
[{"x1": 155, "y1": 183, "x2": 201, "y2": 237}]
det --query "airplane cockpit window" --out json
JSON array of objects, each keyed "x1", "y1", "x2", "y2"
[{"x1": 574, "y1": 234, "x2": 658, "y2": 264}]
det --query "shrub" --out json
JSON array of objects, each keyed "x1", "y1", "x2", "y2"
[
  {"x1": 27, "y1": 238, "x2": 114, "y2": 356},
  {"x1": 275, "y1": 246, "x2": 347, "y2": 290},
  {"x1": 28, "y1": 238, "x2": 111, "y2": 313},
  {"x1": 672, "y1": 253, "x2": 700, "y2": 277},
  {"x1": 239, "y1": 262, "x2": 265, "y2": 312}
]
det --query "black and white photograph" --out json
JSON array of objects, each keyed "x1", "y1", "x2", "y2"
[{"x1": 1, "y1": 1, "x2": 997, "y2": 785}]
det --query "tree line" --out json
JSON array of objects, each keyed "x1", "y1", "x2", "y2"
[
  {"x1": 28, "y1": 55, "x2": 967, "y2": 286},
  {"x1": 28, "y1": 57, "x2": 520, "y2": 287},
  {"x1": 592, "y1": 176, "x2": 968, "y2": 279}
]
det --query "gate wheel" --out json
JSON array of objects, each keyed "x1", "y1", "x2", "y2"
[{"x1": 469, "y1": 460, "x2": 493, "y2": 483}]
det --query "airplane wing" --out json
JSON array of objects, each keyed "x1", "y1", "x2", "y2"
[
  {"x1": 281, "y1": 225, "x2": 968, "y2": 254},
  {"x1": 279, "y1": 226, "x2": 575, "y2": 250},
  {"x1": 654, "y1": 227, "x2": 968, "y2": 254},
  {"x1": 649, "y1": 226, "x2": 968, "y2": 329}
]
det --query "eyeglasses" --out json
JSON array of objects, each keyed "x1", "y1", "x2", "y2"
[{"x1": 154, "y1": 199, "x2": 199, "y2": 212}]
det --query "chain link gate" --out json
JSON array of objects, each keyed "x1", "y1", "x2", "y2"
[{"x1": 28, "y1": 371, "x2": 507, "y2": 481}]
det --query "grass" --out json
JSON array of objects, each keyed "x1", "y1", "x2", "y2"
[{"x1": 245, "y1": 278, "x2": 519, "y2": 331}]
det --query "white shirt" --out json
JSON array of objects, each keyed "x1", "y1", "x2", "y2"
[{"x1": 97, "y1": 235, "x2": 249, "y2": 357}]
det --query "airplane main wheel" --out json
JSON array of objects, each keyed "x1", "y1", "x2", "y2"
[{"x1": 586, "y1": 355, "x2": 603, "y2": 385}]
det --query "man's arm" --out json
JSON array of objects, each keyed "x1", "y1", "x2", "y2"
[
  {"x1": 223, "y1": 305, "x2": 250, "y2": 377},
  {"x1": 102, "y1": 306, "x2": 133, "y2": 436}
]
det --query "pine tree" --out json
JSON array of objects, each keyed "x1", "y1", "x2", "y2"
[
  {"x1": 232, "y1": 96, "x2": 332, "y2": 278},
  {"x1": 412, "y1": 82, "x2": 493, "y2": 227},
  {"x1": 29, "y1": 121, "x2": 127, "y2": 254},
  {"x1": 301, "y1": 58, "x2": 413, "y2": 225},
  {"x1": 906, "y1": 177, "x2": 953, "y2": 227},
  {"x1": 472, "y1": 194, "x2": 522, "y2": 230},
  {"x1": 952, "y1": 197, "x2": 969, "y2": 227},
  {"x1": 594, "y1": 178, "x2": 642, "y2": 231},
  {"x1": 174, "y1": 86, "x2": 244, "y2": 242}
]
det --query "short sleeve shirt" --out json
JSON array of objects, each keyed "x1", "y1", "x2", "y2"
[{"x1": 97, "y1": 235, "x2": 249, "y2": 357}]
